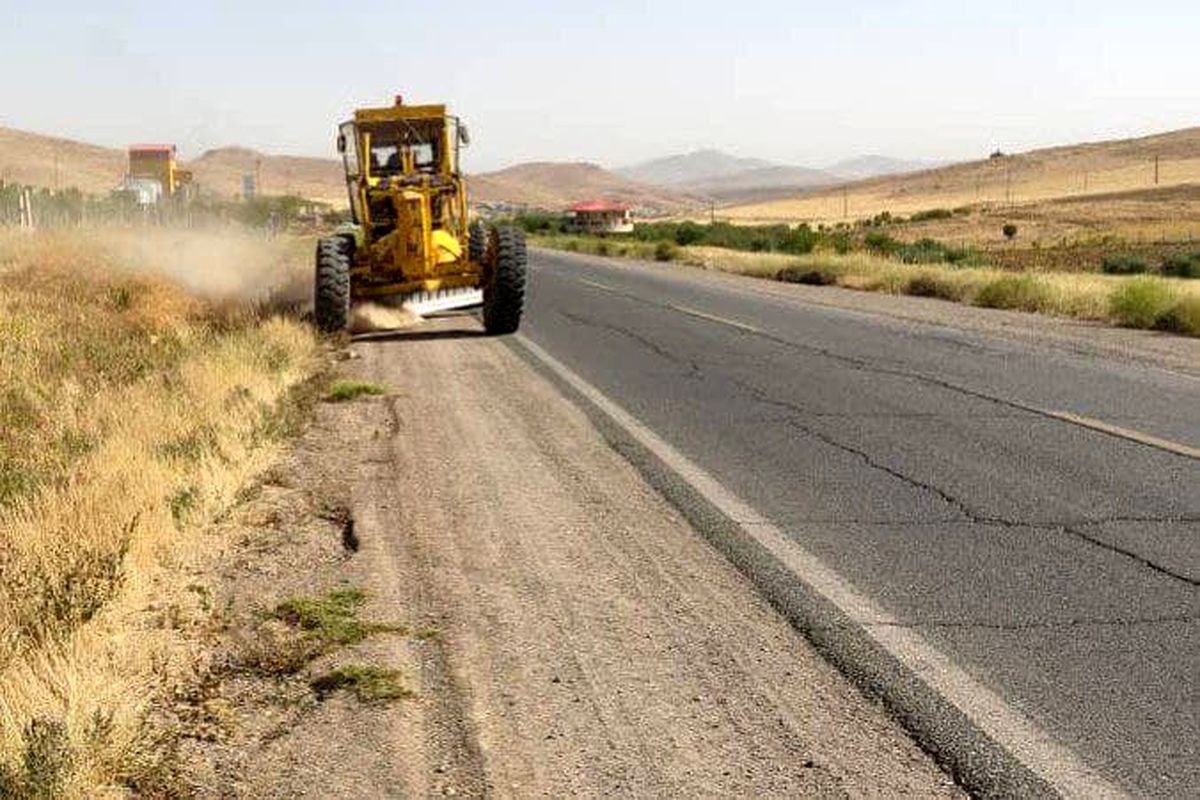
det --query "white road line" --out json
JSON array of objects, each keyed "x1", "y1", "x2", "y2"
[
  {"x1": 577, "y1": 277, "x2": 762, "y2": 334},
  {"x1": 515, "y1": 333, "x2": 1126, "y2": 800},
  {"x1": 576, "y1": 271, "x2": 1196, "y2": 463},
  {"x1": 1040, "y1": 410, "x2": 1200, "y2": 461},
  {"x1": 668, "y1": 303, "x2": 764, "y2": 334},
  {"x1": 578, "y1": 278, "x2": 619, "y2": 293}
]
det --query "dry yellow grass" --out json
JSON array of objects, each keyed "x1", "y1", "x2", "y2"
[
  {"x1": 680, "y1": 247, "x2": 1200, "y2": 333},
  {"x1": 0, "y1": 228, "x2": 322, "y2": 796},
  {"x1": 723, "y1": 128, "x2": 1200, "y2": 228}
]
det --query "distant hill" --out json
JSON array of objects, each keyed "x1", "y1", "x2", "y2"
[
  {"x1": 0, "y1": 126, "x2": 125, "y2": 194},
  {"x1": 0, "y1": 127, "x2": 347, "y2": 203},
  {"x1": 471, "y1": 161, "x2": 697, "y2": 212},
  {"x1": 617, "y1": 149, "x2": 842, "y2": 204},
  {"x1": 190, "y1": 146, "x2": 345, "y2": 204},
  {"x1": 677, "y1": 165, "x2": 840, "y2": 202},
  {"x1": 724, "y1": 126, "x2": 1200, "y2": 222},
  {"x1": 616, "y1": 149, "x2": 776, "y2": 186},
  {"x1": 828, "y1": 155, "x2": 938, "y2": 181}
]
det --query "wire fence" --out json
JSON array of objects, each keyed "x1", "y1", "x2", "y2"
[{"x1": 0, "y1": 181, "x2": 343, "y2": 232}]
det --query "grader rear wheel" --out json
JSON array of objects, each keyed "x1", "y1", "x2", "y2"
[
  {"x1": 468, "y1": 219, "x2": 486, "y2": 266},
  {"x1": 482, "y1": 225, "x2": 526, "y2": 335}
]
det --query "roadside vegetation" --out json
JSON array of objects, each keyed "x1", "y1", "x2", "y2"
[
  {"x1": 0, "y1": 228, "x2": 323, "y2": 796},
  {"x1": 325, "y1": 379, "x2": 389, "y2": 403},
  {"x1": 520, "y1": 214, "x2": 1200, "y2": 337}
]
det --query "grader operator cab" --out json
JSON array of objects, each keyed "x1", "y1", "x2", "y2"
[{"x1": 314, "y1": 95, "x2": 526, "y2": 333}]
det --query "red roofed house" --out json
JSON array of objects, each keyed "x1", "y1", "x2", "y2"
[{"x1": 568, "y1": 200, "x2": 634, "y2": 234}]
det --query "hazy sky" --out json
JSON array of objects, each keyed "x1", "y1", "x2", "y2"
[{"x1": 1, "y1": 1, "x2": 1196, "y2": 172}]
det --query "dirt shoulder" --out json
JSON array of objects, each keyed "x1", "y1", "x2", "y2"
[{"x1": 172, "y1": 315, "x2": 962, "y2": 797}]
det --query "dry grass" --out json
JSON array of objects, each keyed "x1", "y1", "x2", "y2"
[
  {"x1": 0, "y1": 227, "x2": 322, "y2": 797},
  {"x1": 538, "y1": 237, "x2": 1200, "y2": 337},
  {"x1": 723, "y1": 128, "x2": 1200, "y2": 225},
  {"x1": 683, "y1": 247, "x2": 1200, "y2": 334}
]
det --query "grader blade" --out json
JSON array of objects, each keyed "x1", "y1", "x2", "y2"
[{"x1": 400, "y1": 286, "x2": 483, "y2": 317}]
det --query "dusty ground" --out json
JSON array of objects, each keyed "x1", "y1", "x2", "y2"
[{"x1": 172, "y1": 312, "x2": 963, "y2": 798}]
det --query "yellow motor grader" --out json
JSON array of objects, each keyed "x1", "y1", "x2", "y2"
[{"x1": 315, "y1": 95, "x2": 526, "y2": 333}]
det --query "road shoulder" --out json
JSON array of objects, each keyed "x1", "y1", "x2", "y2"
[{"x1": 169, "y1": 317, "x2": 963, "y2": 796}]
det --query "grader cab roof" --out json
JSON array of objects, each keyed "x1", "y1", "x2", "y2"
[{"x1": 353, "y1": 102, "x2": 449, "y2": 125}]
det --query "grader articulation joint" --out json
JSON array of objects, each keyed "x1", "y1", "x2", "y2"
[{"x1": 314, "y1": 95, "x2": 526, "y2": 334}]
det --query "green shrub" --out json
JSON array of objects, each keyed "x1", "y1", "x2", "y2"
[
  {"x1": 1002, "y1": 224, "x2": 1018, "y2": 240},
  {"x1": 514, "y1": 212, "x2": 568, "y2": 235},
  {"x1": 326, "y1": 380, "x2": 388, "y2": 402},
  {"x1": 653, "y1": 241, "x2": 677, "y2": 262},
  {"x1": 909, "y1": 208, "x2": 954, "y2": 222},
  {"x1": 673, "y1": 222, "x2": 705, "y2": 246},
  {"x1": 1160, "y1": 252, "x2": 1200, "y2": 278},
  {"x1": 905, "y1": 272, "x2": 962, "y2": 300},
  {"x1": 777, "y1": 266, "x2": 837, "y2": 286},
  {"x1": 974, "y1": 274, "x2": 1051, "y2": 312},
  {"x1": 1157, "y1": 295, "x2": 1200, "y2": 336},
  {"x1": 1101, "y1": 255, "x2": 1149, "y2": 275},
  {"x1": 311, "y1": 664, "x2": 412, "y2": 703},
  {"x1": 864, "y1": 231, "x2": 900, "y2": 255},
  {"x1": 595, "y1": 241, "x2": 610, "y2": 256},
  {"x1": 1108, "y1": 277, "x2": 1176, "y2": 329}
]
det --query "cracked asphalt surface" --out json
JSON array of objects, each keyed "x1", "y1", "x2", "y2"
[{"x1": 519, "y1": 249, "x2": 1199, "y2": 797}]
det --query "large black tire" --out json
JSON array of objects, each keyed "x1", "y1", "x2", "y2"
[
  {"x1": 468, "y1": 219, "x2": 486, "y2": 265},
  {"x1": 482, "y1": 226, "x2": 526, "y2": 335},
  {"x1": 314, "y1": 236, "x2": 351, "y2": 333}
]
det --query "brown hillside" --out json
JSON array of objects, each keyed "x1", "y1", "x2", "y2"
[
  {"x1": 0, "y1": 127, "x2": 125, "y2": 194},
  {"x1": 470, "y1": 161, "x2": 699, "y2": 212},
  {"x1": 725, "y1": 127, "x2": 1200, "y2": 223},
  {"x1": 189, "y1": 147, "x2": 345, "y2": 205},
  {"x1": 0, "y1": 127, "x2": 694, "y2": 212}
]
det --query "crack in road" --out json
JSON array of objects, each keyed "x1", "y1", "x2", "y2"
[
  {"x1": 556, "y1": 286, "x2": 1200, "y2": 587},
  {"x1": 567, "y1": 270, "x2": 1200, "y2": 461},
  {"x1": 558, "y1": 309, "x2": 705, "y2": 381},
  {"x1": 738, "y1": 377, "x2": 1200, "y2": 587}
]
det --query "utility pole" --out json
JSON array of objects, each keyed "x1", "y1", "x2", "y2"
[{"x1": 1153, "y1": 155, "x2": 1159, "y2": 186}]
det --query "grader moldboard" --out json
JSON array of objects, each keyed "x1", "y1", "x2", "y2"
[{"x1": 314, "y1": 95, "x2": 526, "y2": 333}]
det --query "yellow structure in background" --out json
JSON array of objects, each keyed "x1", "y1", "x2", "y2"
[{"x1": 127, "y1": 144, "x2": 192, "y2": 197}]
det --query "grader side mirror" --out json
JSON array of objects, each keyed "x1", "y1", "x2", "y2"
[
  {"x1": 336, "y1": 134, "x2": 347, "y2": 154},
  {"x1": 458, "y1": 125, "x2": 471, "y2": 146}
]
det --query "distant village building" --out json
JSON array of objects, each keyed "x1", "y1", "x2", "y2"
[{"x1": 568, "y1": 200, "x2": 634, "y2": 234}]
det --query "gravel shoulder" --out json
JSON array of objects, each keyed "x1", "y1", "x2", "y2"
[
  {"x1": 176, "y1": 313, "x2": 964, "y2": 797},
  {"x1": 328, "y1": 315, "x2": 961, "y2": 796}
]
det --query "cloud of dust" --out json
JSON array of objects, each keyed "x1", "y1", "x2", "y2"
[
  {"x1": 348, "y1": 302, "x2": 421, "y2": 334},
  {"x1": 94, "y1": 227, "x2": 312, "y2": 312}
]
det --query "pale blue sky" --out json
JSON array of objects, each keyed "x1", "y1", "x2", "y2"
[{"x1": 1, "y1": 1, "x2": 1196, "y2": 171}]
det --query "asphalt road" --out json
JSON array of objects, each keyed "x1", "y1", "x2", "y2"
[{"x1": 515, "y1": 248, "x2": 1199, "y2": 797}]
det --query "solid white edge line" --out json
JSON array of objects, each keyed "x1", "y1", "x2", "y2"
[
  {"x1": 514, "y1": 332, "x2": 1126, "y2": 800},
  {"x1": 1041, "y1": 410, "x2": 1200, "y2": 461}
]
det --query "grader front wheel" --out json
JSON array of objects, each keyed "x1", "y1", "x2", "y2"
[
  {"x1": 314, "y1": 236, "x2": 352, "y2": 333},
  {"x1": 482, "y1": 226, "x2": 527, "y2": 335}
]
